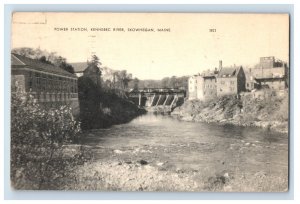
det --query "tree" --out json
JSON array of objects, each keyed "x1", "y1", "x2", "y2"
[
  {"x1": 12, "y1": 47, "x2": 75, "y2": 74},
  {"x1": 161, "y1": 77, "x2": 170, "y2": 88},
  {"x1": 54, "y1": 56, "x2": 75, "y2": 74},
  {"x1": 118, "y1": 70, "x2": 132, "y2": 90},
  {"x1": 133, "y1": 77, "x2": 139, "y2": 90},
  {"x1": 169, "y1": 76, "x2": 177, "y2": 88},
  {"x1": 11, "y1": 86, "x2": 82, "y2": 189},
  {"x1": 38, "y1": 56, "x2": 52, "y2": 64},
  {"x1": 87, "y1": 55, "x2": 102, "y2": 75}
]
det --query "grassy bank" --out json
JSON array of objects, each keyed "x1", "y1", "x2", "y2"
[{"x1": 172, "y1": 92, "x2": 288, "y2": 133}]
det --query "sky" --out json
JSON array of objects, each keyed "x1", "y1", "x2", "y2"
[{"x1": 12, "y1": 13, "x2": 289, "y2": 80}]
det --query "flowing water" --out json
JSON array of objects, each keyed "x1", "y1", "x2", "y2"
[{"x1": 82, "y1": 113, "x2": 288, "y2": 177}]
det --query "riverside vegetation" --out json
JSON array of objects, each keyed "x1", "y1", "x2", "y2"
[
  {"x1": 11, "y1": 80, "x2": 144, "y2": 189},
  {"x1": 10, "y1": 52, "x2": 144, "y2": 189},
  {"x1": 172, "y1": 90, "x2": 289, "y2": 133},
  {"x1": 11, "y1": 82, "x2": 288, "y2": 191},
  {"x1": 10, "y1": 49, "x2": 288, "y2": 191},
  {"x1": 11, "y1": 88, "x2": 93, "y2": 190}
]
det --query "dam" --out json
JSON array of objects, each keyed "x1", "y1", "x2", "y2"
[{"x1": 127, "y1": 88, "x2": 186, "y2": 111}]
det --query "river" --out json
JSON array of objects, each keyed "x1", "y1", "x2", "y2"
[{"x1": 78, "y1": 113, "x2": 288, "y2": 191}]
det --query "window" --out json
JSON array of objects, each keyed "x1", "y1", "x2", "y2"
[
  {"x1": 221, "y1": 81, "x2": 225, "y2": 85},
  {"x1": 75, "y1": 80, "x2": 78, "y2": 93},
  {"x1": 28, "y1": 71, "x2": 33, "y2": 90},
  {"x1": 36, "y1": 73, "x2": 41, "y2": 91},
  {"x1": 230, "y1": 81, "x2": 235, "y2": 85},
  {"x1": 29, "y1": 79, "x2": 33, "y2": 90}
]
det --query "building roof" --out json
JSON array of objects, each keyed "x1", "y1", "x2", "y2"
[
  {"x1": 203, "y1": 75, "x2": 216, "y2": 79},
  {"x1": 11, "y1": 53, "x2": 77, "y2": 78},
  {"x1": 83, "y1": 64, "x2": 101, "y2": 74},
  {"x1": 69, "y1": 62, "x2": 88, "y2": 73},
  {"x1": 218, "y1": 66, "x2": 240, "y2": 78}
]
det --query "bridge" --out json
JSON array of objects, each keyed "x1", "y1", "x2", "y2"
[{"x1": 127, "y1": 88, "x2": 186, "y2": 111}]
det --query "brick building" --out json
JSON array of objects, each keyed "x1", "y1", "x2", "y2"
[
  {"x1": 249, "y1": 56, "x2": 287, "y2": 90},
  {"x1": 217, "y1": 66, "x2": 246, "y2": 97},
  {"x1": 11, "y1": 53, "x2": 79, "y2": 114}
]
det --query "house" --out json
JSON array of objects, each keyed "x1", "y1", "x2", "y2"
[
  {"x1": 195, "y1": 71, "x2": 218, "y2": 101},
  {"x1": 188, "y1": 61, "x2": 220, "y2": 101},
  {"x1": 250, "y1": 56, "x2": 287, "y2": 91},
  {"x1": 70, "y1": 62, "x2": 87, "y2": 77},
  {"x1": 71, "y1": 62, "x2": 116, "y2": 83},
  {"x1": 11, "y1": 53, "x2": 79, "y2": 114},
  {"x1": 217, "y1": 65, "x2": 246, "y2": 97},
  {"x1": 188, "y1": 74, "x2": 199, "y2": 100},
  {"x1": 82, "y1": 63, "x2": 101, "y2": 87},
  {"x1": 245, "y1": 70, "x2": 260, "y2": 91}
]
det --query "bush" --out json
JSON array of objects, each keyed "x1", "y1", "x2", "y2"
[{"x1": 11, "y1": 88, "x2": 83, "y2": 189}]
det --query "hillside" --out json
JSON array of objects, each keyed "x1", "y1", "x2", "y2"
[{"x1": 172, "y1": 91, "x2": 288, "y2": 133}]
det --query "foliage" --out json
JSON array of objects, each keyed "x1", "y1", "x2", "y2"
[
  {"x1": 127, "y1": 76, "x2": 189, "y2": 90},
  {"x1": 12, "y1": 47, "x2": 75, "y2": 74},
  {"x1": 101, "y1": 69, "x2": 133, "y2": 96},
  {"x1": 53, "y1": 56, "x2": 75, "y2": 74},
  {"x1": 87, "y1": 55, "x2": 102, "y2": 76},
  {"x1": 133, "y1": 77, "x2": 139, "y2": 90},
  {"x1": 78, "y1": 76, "x2": 101, "y2": 130},
  {"x1": 78, "y1": 73, "x2": 143, "y2": 130},
  {"x1": 11, "y1": 88, "x2": 83, "y2": 189}
]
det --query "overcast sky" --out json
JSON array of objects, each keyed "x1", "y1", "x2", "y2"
[{"x1": 12, "y1": 13, "x2": 289, "y2": 80}]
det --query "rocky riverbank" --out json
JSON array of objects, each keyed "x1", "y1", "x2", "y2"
[
  {"x1": 171, "y1": 94, "x2": 288, "y2": 134},
  {"x1": 63, "y1": 143, "x2": 287, "y2": 192}
]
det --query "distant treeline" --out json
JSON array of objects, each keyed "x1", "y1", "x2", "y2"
[{"x1": 127, "y1": 76, "x2": 189, "y2": 90}]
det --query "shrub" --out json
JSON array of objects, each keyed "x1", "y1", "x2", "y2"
[{"x1": 11, "y1": 88, "x2": 82, "y2": 189}]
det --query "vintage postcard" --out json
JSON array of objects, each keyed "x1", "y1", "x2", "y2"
[{"x1": 11, "y1": 12, "x2": 289, "y2": 191}]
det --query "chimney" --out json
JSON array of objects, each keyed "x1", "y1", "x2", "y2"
[{"x1": 219, "y1": 60, "x2": 222, "y2": 70}]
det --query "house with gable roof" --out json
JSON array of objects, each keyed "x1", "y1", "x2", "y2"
[{"x1": 216, "y1": 65, "x2": 246, "y2": 97}]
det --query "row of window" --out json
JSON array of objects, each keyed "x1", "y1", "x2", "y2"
[
  {"x1": 204, "y1": 84, "x2": 217, "y2": 89},
  {"x1": 28, "y1": 71, "x2": 77, "y2": 93},
  {"x1": 220, "y1": 81, "x2": 235, "y2": 85}
]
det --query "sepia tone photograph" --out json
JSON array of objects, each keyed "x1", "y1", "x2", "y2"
[{"x1": 10, "y1": 12, "x2": 289, "y2": 191}]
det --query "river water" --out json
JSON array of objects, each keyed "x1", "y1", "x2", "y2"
[{"x1": 82, "y1": 113, "x2": 288, "y2": 179}]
